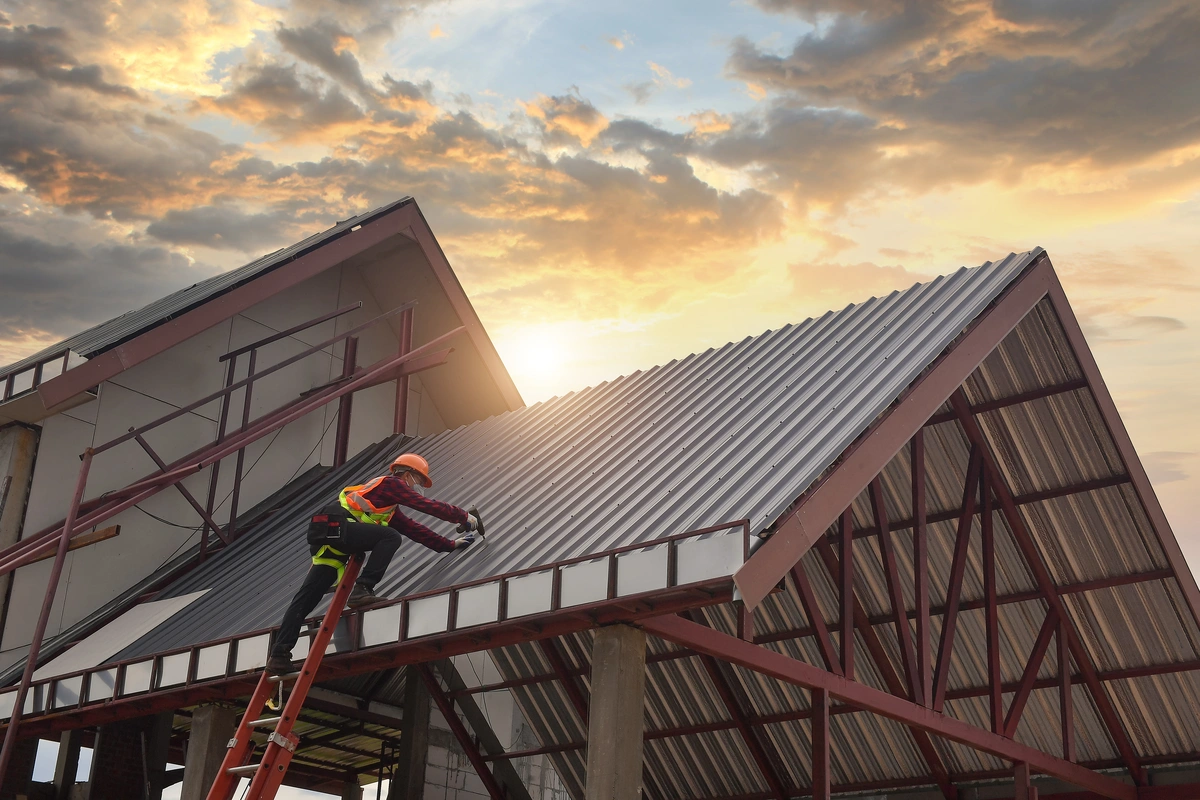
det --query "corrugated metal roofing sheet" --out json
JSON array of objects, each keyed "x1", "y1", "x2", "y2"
[
  {"x1": 73, "y1": 247, "x2": 1200, "y2": 797},
  {"x1": 111, "y1": 249, "x2": 1042, "y2": 658},
  {"x1": 0, "y1": 198, "x2": 414, "y2": 380}
]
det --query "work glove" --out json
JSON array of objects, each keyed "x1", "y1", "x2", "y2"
[
  {"x1": 456, "y1": 512, "x2": 480, "y2": 534},
  {"x1": 454, "y1": 533, "x2": 477, "y2": 551}
]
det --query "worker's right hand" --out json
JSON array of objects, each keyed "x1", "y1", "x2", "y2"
[
  {"x1": 454, "y1": 533, "x2": 477, "y2": 550},
  {"x1": 457, "y1": 512, "x2": 480, "y2": 533}
]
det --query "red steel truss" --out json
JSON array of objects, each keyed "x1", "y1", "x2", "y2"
[
  {"x1": 0, "y1": 300, "x2": 463, "y2": 785},
  {"x1": 5, "y1": 252, "x2": 1200, "y2": 800}
]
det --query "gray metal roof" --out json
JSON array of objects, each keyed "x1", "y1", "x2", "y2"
[
  {"x1": 113, "y1": 249, "x2": 1041, "y2": 658},
  {"x1": 0, "y1": 197, "x2": 414, "y2": 381},
  {"x1": 491, "y1": 296, "x2": 1200, "y2": 798},
  {"x1": 51, "y1": 247, "x2": 1200, "y2": 797}
]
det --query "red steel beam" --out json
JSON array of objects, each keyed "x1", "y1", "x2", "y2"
[
  {"x1": 840, "y1": 508, "x2": 854, "y2": 679},
  {"x1": 394, "y1": 307, "x2": 413, "y2": 435},
  {"x1": 735, "y1": 253, "x2": 1056, "y2": 610},
  {"x1": 1004, "y1": 609, "x2": 1059, "y2": 738},
  {"x1": 951, "y1": 391, "x2": 1144, "y2": 784},
  {"x1": 220, "y1": 302, "x2": 362, "y2": 363},
  {"x1": 132, "y1": 433, "x2": 229, "y2": 544},
  {"x1": 933, "y1": 446, "x2": 982, "y2": 711},
  {"x1": 0, "y1": 450, "x2": 93, "y2": 788},
  {"x1": 1060, "y1": 617, "x2": 1075, "y2": 762},
  {"x1": 1043, "y1": 273, "x2": 1200, "y2": 631},
  {"x1": 537, "y1": 639, "x2": 589, "y2": 726},
  {"x1": 691, "y1": 628, "x2": 790, "y2": 800},
  {"x1": 404, "y1": 204, "x2": 524, "y2": 412},
  {"x1": 983, "y1": 467, "x2": 1002, "y2": 733},
  {"x1": 913, "y1": 431, "x2": 932, "y2": 707},
  {"x1": 754, "y1": 568, "x2": 1173, "y2": 646},
  {"x1": 811, "y1": 687, "x2": 830, "y2": 800},
  {"x1": 641, "y1": 614, "x2": 1136, "y2": 800},
  {"x1": 789, "y1": 562, "x2": 841, "y2": 675},
  {"x1": 814, "y1": 538, "x2": 958, "y2": 800},
  {"x1": 37, "y1": 203, "x2": 417, "y2": 409},
  {"x1": 924, "y1": 379, "x2": 1090, "y2": 427},
  {"x1": 0, "y1": 338, "x2": 457, "y2": 577},
  {"x1": 871, "y1": 477, "x2": 920, "y2": 702},
  {"x1": 1015, "y1": 761, "x2": 1035, "y2": 800},
  {"x1": 332, "y1": 336, "x2": 357, "y2": 468},
  {"x1": 837, "y1": 474, "x2": 1131, "y2": 543},
  {"x1": 420, "y1": 665, "x2": 505, "y2": 800},
  {"x1": 10, "y1": 583, "x2": 735, "y2": 740}
]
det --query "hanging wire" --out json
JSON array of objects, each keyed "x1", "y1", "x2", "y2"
[{"x1": 135, "y1": 406, "x2": 327, "y2": 573}]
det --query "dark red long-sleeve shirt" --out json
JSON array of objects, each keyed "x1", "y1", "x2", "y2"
[{"x1": 358, "y1": 476, "x2": 467, "y2": 553}]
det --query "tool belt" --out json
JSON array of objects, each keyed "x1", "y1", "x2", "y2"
[
  {"x1": 309, "y1": 505, "x2": 351, "y2": 583},
  {"x1": 307, "y1": 505, "x2": 350, "y2": 548}
]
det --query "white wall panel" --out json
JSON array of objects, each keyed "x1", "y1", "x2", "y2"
[
  {"x1": 87, "y1": 383, "x2": 218, "y2": 498},
  {"x1": 240, "y1": 269, "x2": 339, "y2": 348},
  {"x1": 22, "y1": 412, "x2": 96, "y2": 535},
  {"x1": 109, "y1": 320, "x2": 231, "y2": 421}
]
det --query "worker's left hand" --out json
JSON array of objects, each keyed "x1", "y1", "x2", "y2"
[
  {"x1": 457, "y1": 512, "x2": 480, "y2": 533},
  {"x1": 454, "y1": 533, "x2": 477, "y2": 550}
]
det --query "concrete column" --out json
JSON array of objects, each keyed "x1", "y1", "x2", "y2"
[
  {"x1": 340, "y1": 780, "x2": 363, "y2": 800},
  {"x1": 0, "y1": 423, "x2": 39, "y2": 643},
  {"x1": 584, "y1": 625, "x2": 646, "y2": 800},
  {"x1": 180, "y1": 704, "x2": 237, "y2": 800},
  {"x1": 53, "y1": 729, "x2": 83, "y2": 800},
  {"x1": 388, "y1": 666, "x2": 430, "y2": 800}
]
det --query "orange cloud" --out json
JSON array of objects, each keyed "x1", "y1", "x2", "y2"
[{"x1": 520, "y1": 93, "x2": 609, "y2": 147}]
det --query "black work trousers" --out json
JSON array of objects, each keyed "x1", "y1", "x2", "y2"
[{"x1": 271, "y1": 516, "x2": 403, "y2": 658}]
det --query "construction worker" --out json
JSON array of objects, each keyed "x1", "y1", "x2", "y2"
[{"x1": 266, "y1": 453, "x2": 479, "y2": 674}]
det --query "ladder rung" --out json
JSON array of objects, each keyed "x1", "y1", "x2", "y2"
[
  {"x1": 227, "y1": 763, "x2": 261, "y2": 776},
  {"x1": 268, "y1": 671, "x2": 301, "y2": 683},
  {"x1": 248, "y1": 716, "x2": 282, "y2": 728}
]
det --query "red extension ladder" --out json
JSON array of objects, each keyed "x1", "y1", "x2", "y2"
[{"x1": 205, "y1": 556, "x2": 363, "y2": 800}]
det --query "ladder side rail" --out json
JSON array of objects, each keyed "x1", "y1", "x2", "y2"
[
  {"x1": 204, "y1": 676, "x2": 279, "y2": 800},
  {"x1": 244, "y1": 557, "x2": 363, "y2": 800}
]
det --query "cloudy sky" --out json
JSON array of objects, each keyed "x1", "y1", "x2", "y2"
[{"x1": 1, "y1": 0, "x2": 1199, "y2": 564}]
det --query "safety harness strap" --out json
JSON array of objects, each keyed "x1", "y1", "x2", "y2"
[{"x1": 312, "y1": 544, "x2": 350, "y2": 583}]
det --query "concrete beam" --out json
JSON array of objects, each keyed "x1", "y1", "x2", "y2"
[
  {"x1": 180, "y1": 704, "x2": 237, "y2": 800},
  {"x1": 585, "y1": 625, "x2": 647, "y2": 800},
  {"x1": 52, "y1": 729, "x2": 82, "y2": 800}
]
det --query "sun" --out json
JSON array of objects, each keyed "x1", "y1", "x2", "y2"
[{"x1": 496, "y1": 325, "x2": 571, "y2": 401}]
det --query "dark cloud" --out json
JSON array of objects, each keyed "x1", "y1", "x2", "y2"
[
  {"x1": 276, "y1": 21, "x2": 373, "y2": 99},
  {"x1": 0, "y1": 221, "x2": 214, "y2": 347},
  {"x1": 702, "y1": 104, "x2": 897, "y2": 211},
  {"x1": 196, "y1": 61, "x2": 366, "y2": 138},
  {"x1": 731, "y1": 0, "x2": 1200, "y2": 168},
  {"x1": 145, "y1": 206, "x2": 295, "y2": 252},
  {"x1": 0, "y1": 24, "x2": 136, "y2": 96}
]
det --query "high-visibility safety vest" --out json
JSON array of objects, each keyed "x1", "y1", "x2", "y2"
[
  {"x1": 339, "y1": 477, "x2": 396, "y2": 525},
  {"x1": 312, "y1": 544, "x2": 350, "y2": 583}
]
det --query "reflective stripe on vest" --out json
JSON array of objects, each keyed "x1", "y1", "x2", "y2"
[
  {"x1": 312, "y1": 544, "x2": 350, "y2": 583},
  {"x1": 339, "y1": 476, "x2": 396, "y2": 525}
]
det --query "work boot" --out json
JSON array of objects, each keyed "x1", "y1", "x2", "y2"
[
  {"x1": 347, "y1": 583, "x2": 380, "y2": 609},
  {"x1": 265, "y1": 654, "x2": 294, "y2": 675}
]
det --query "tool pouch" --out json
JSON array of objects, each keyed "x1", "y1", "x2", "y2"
[{"x1": 307, "y1": 510, "x2": 345, "y2": 547}]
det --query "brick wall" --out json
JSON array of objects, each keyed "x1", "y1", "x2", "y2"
[
  {"x1": 88, "y1": 714, "x2": 171, "y2": 800},
  {"x1": 0, "y1": 735, "x2": 38, "y2": 800}
]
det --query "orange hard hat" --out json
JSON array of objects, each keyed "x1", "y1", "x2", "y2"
[{"x1": 390, "y1": 453, "x2": 433, "y2": 487}]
